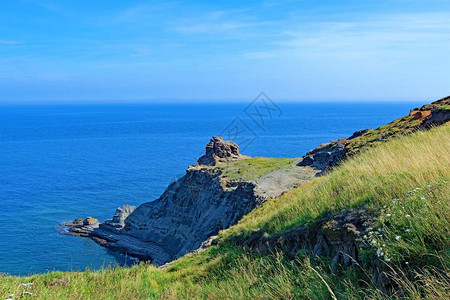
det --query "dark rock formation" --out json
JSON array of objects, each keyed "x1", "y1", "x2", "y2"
[
  {"x1": 197, "y1": 136, "x2": 247, "y2": 166},
  {"x1": 231, "y1": 207, "x2": 375, "y2": 271},
  {"x1": 422, "y1": 107, "x2": 450, "y2": 127},
  {"x1": 230, "y1": 206, "x2": 400, "y2": 290},
  {"x1": 297, "y1": 138, "x2": 347, "y2": 171},
  {"x1": 101, "y1": 205, "x2": 136, "y2": 232},
  {"x1": 60, "y1": 217, "x2": 99, "y2": 237}
]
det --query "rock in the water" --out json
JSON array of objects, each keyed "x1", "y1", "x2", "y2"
[
  {"x1": 197, "y1": 136, "x2": 247, "y2": 166},
  {"x1": 61, "y1": 217, "x2": 99, "y2": 237},
  {"x1": 84, "y1": 217, "x2": 99, "y2": 225}
]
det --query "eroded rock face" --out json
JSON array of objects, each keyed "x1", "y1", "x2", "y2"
[
  {"x1": 89, "y1": 167, "x2": 263, "y2": 264},
  {"x1": 197, "y1": 136, "x2": 245, "y2": 166},
  {"x1": 422, "y1": 108, "x2": 450, "y2": 127},
  {"x1": 232, "y1": 207, "x2": 374, "y2": 271},
  {"x1": 297, "y1": 139, "x2": 347, "y2": 171},
  {"x1": 101, "y1": 205, "x2": 136, "y2": 232}
]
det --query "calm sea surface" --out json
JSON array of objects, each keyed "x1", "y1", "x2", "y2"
[{"x1": 0, "y1": 101, "x2": 421, "y2": 275}]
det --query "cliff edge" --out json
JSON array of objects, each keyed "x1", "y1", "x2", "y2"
[{"x1": 64, "y1": 137, "x2": 316, "y2": 264}]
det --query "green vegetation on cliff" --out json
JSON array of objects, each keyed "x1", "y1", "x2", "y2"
[{"x1": 218, "y1": 157, "x2": 297, "y2": 181}]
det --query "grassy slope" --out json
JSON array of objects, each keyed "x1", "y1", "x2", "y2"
[
  {"x1": 1, "y1": 126, "x2": 449, "y2": 299},
  {"x1": 344, "y1": 95, "x2": 449, "y2": 157}
]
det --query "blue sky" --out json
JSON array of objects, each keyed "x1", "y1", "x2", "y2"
[{"x1": 0, "y1": 0, "x2": 449, "y2": 103}]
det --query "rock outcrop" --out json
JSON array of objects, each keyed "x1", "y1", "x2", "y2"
[
  {"x1": 297, "y1": 138, "x2": 347, "y2": 171},
  {"x1": 100, "y1": 205, "x2": 136, "y2": 232},
  {"x1": 60, "y1": 217, "x2": 99, "y2": 237},
  {"x1": 232, "y1": 207, "x2": 378, "y2": 276},
  {"x1": 197, "y1": 136, "x2": 248, "y2": 166}
]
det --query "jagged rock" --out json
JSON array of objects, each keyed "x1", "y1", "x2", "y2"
[
  {"x1": 297, "y1": 138, "x2": 347, "y2": 171},
  {"x1": 348, "y1": 129, "x2": 371, "y2": 140},
  {"x1": 232, "y1": 207, "x2": 374, "y2": 271},
  {"x1": 60, "y1": 217, "x2": 100, "y2": 237},
  {"x1": 422, "y1": 107, "x2": 450, "y2": 127},
  {"x1": 101, "y1": 205, "x2": 136, "y2": 231},
  {"x1": 84, "y1": 217, "x2": 99, "y2": 225},
  {"x1": 197, "y1": 136, "x2": 247, "y2": 166}
]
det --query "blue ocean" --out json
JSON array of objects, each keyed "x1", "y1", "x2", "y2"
[{"x1": 0, "y1": 101, "x2": 420, "y2": 276}]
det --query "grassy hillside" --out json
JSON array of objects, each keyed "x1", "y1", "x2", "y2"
[
  {"x1": 344, "y1": 96, "x2": 449, "y2": 157},
  {"x1": 1, "y1": 125, "x2": 449, "y2": 299}
]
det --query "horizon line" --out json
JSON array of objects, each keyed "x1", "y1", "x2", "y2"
[{"x1": 0, "y1": 97, "x2": 440, "y2": 106}]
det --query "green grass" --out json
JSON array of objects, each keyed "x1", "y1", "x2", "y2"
[
  {"x1": 345, "y1": 115, "x2": 422, "y2": 156},
  {"x1": 1, "y1": 126, "x2": 449, "y2": 299},
  {"x1": 436, "y1": 105, "x2": 450, "y2": 111},
  {"x1": 217, "y1": 157, "x2": 298, "y2": 180}
]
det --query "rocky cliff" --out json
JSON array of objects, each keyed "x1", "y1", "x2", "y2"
[{"x1": 65, "y1": 137, "x2": 315, "y2": 265}]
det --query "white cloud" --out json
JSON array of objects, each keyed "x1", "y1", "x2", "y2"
[{"x1": 0, "y1": 39, "x2": 22, "y2": 45}]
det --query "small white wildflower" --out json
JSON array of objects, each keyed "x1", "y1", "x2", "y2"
[
  {"x1": 363, "y1": 235, "x2": 367, "y2": 239},
  {"x1": 405, "y1": 229, "x2": 411, "y2": 233},
  {"x1": 383, "y1": 244, "x2": 386, "y2": 247},
  {"x1": 380, "y1": 252, "x2": 384, "y2": 257},
  {"x1": 377, "y1": 248, "x2": 383, "y2": 256},
  {"x1": 406, "y1": 193, "x2": 411, "y2": 197},
  {"x1": 395, "y1": 236, "x2": 401, "y2": 241},
  {"x1": 383, "y1": 205, "x2": 387, "y2": 208},
  {"x1": 420, "y1": 197, "x2": 425, "y2": 200},
  {"x1": 405, "y1": 261, "x2": 409, "y2": 265},
  {"x1": 405, "y1": 214, "x2": 411, "y2": 218},
  {"x1": 384, "y1": 257, "x2": 391, "y2": 262},
  {"x1": 21, "y1": 282, "x2": 33, "y2": 288},
  {"x1": 386, "y1": 214, "x2": 392, "y2": 217}
]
